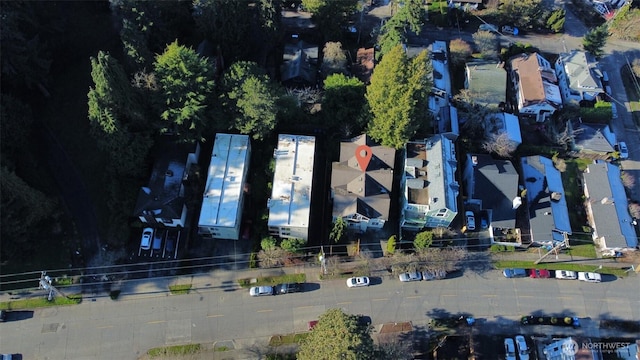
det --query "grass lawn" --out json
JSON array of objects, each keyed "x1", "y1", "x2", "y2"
[
  {"x1": 566, "y1": 244, "x2": 597, "y2": 258},
  {"x1": 0, "y1": 294, "x2": 82, "y2": 310},
  {"x1": 269, "y1": 332, "x2": 310, "y2": 346},
  {"x1": 621, "y1": 65, "x2": 640, "y2": 127},
  {"x1": 237, "y1": 273, "x2": 306, "y2": 288},
  {"x1": 147, "y1": 344, "x2": 201, "y2": 357}
]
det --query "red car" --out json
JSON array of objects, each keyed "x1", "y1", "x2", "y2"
[{"x1": 529, "y1": 269, "x2": 551, "y2": 278}]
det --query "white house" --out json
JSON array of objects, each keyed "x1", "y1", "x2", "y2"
[
  {"x1": 401, "y1": 134, "x2": 459, "y2": 230},
  {"x1": 510, "y1": 52, "x2": 562, "y2": 122},
  {"x1": 268, "y1": 134, "x2": 315, "y2": 241},
  {"x1": 134, "y1": 138, "x2": 200, "y2": 228},
  {"x1": 198, "y1": 134, "x2": 251, "y2": 240},
  {"x1": 331, "y1": 135, "x2": 395, "y2": 232},
  {"x1": 555, "y1": 50, "x2": 604, "y2": 104}
]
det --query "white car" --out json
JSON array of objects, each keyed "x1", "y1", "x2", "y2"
[
  {"x1": 515, "y1": 335, "x2": 529, "y2": 360},
  {"x1": 346, "y1": 276, "x2": 370, "y2": 288},
  {"x1": 578, "y1": 272, "x2": 602, "y2": 283},
  {"x1": 479, "y1": 23, "x2": 498, "y2": 32},
  {"x1": 399, "y1": 272, "x2": 422, "y2": 282},
  {"x1": 249, "y1": 286, "x2": 274, "y2": 296},
  {"x1": 504, "y1": 338, "x2": 516, "y2": 360},
  {"x1": 618, "y1": 141, "x2": 629, "y2": 159},
  {"x1": 465, "y1": 211, "x2": 476, "y2": 231},
  {"x1": 140, "y1": 228, "x2": 153, "y2": 250},
  {"x1": 555, "y1": 270, "x2": 578, "y2": 280}
]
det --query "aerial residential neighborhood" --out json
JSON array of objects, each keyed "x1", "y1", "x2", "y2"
[{"x1": 1, "y1": 0, "x2": 639, "y2": 359}]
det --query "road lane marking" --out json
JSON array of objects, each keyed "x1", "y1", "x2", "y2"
[
  {"x1": 207, "y1": 314, "x2": 224, "y2": 318},
  {"x1": 257, "y1": 309, "x2": 273, "y2": 313},
  {"x1": 406, "y1": 295, "x2": 421, "y2": 299},
  {"x1": 519, "y1": 295, "x2": 534, "y2": 298},
  {"x1": 481, "y1": 294, "x2": 497, "y2": 297},
  {"x1": 296, "y1": 306, "x2": 314, "y2": 309},
  {"x1": 97, "y1": 325, "x2": 113, "y2": 329},
  {"x1": 441, "y1": 294, "x2": 456, "y2": 297},
  {"x1": 337, "y1": 302, "x2": 352, "y2": 305},
  {"x1": 372, "y1": 298, "x2": 388, "y2": 301},
  {"x1": 147, "y1": 320, "x2": 166, "y2": 324}
]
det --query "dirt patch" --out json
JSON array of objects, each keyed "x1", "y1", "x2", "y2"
[{"x1": 379, "y1": 322, "x2": 413, "y2": 334}]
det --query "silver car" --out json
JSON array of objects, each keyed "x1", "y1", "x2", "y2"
[
  {"x1": 398, "y1": 272, "x2": 422, "y2": 282},
  {"x1": 555, "y1": 270, "x2": 578, "y2": 280},
  {"x1": 249, "y1": 286, "x2": 274, "y2": 296},
  {"x1": 346, "y1": 276, "x2": 370, "y2": 288},
  {"x1": 578, "y1": 272, "x2": 601, "y2": 283}
]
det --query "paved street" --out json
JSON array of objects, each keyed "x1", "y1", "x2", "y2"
[{"x1": 1, "y1": 262, "x2": 638, "y2": 359}]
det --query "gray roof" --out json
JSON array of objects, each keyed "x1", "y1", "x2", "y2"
[
  {"x1": 281, "y1": 40, "x2": 318, "y2": 85},
  {"x1": 521, "y1": 156, "x2": 572, "y2": 243},
  {"x1": 331, "y1": 135, "x2": 395, "y2": 221},
  {"x1": 466, "y1": 154, "x2": 519, "y2": 229},
  {"x1": 465, "y1": 61, "x2": 507, "y2": 107},
  {"x1": 583, "y1": 160, "x2": 637, "y2": 249},
  {"x1": 133, "y1": 139, "x2": 199, "y2": 220},
  {"x1": 572, "y1": 123, "x2": 615, "y2": 154},
  {"x1": 558, "y1": 50, "x2": 603, "y2": 95}
]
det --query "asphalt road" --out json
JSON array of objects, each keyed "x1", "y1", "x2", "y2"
[{"x1": 1, "y1": 269, "x2": 638, "y2": 359}]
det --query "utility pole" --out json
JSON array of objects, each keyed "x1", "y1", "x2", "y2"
[{"x1": 39, "y1": 271, "x2": 66, "y2": 301}]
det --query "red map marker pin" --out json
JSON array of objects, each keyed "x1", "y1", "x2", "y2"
[{"x1": 355, "y1": 145, "x2": 373, "y2": 172}]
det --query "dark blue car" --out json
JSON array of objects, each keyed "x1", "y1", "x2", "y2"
[{"x1": 502, "y1": 268, "x2": 527, "y2": 278}]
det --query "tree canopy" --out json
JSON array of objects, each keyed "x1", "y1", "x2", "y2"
[
  {"x1": 154, "y1": 41, "x2": 215, "y2": 142},
  {"x1": 298, "y1": 308, "x2": 374, "y2": 360},
  {"x1": 365, "y1": 45, "x2": 432, "y2": 149},
  {"x1": 219, "y1": 61, "x2": 282, "y2": 140},
  {"x1": 583, "y1": 25, "x2": 609, "y2": 58},
  {"x1": 322, "y1": 74, "x2": 367, "y2": 133},
  {"x1": 301, "y1": 0, "x2": 358, "y2": 41},
  {"x1": 193, "y1": 0, "x2": 251, "y2": 63},
  {"x1": 377, "y1": 0, "x2": 425, "y2": 58}
]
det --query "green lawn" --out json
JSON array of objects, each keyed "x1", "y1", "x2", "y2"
[
  {"x1": 0, "y1": 294, "x2": 82, "y2": 310},
  {"x1": 269, "y1": 332, "x2": 310, "y2": 346},
  {"x1": 621, "y1": 65, "x2": 640, "y2": 127},
  {"x1": 238, "y1": 273, "x2": 306, "y2": 288}
]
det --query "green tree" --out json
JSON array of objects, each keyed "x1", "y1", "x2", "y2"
[
  {"x1": 0, "y1": 95, "x2": 34, "y2": 164},
  {"x1": 193, "y1": 0, "x2": 251, "y2": 63},
  {"x1": 546, "y1": 8, "x2": 566, "y2": 33},
  {"x1": 330, "y1": 217, "x2": 348, "y2": 243},
  {"x1": 366, "y1": 45, "x2": 432, "y2": 149},
  {"x1": 583, "y1": 25, "x2": 609, "y2": 58},
  {"x1": 377, "y1": 17, "x2": 405, "y2": 59},
  {"x1": 414, "y1": 230, "x2": 433, "y2": 251},
  {"x1": 302, "y1": 0, "x2": 358, "y2": 41},
  {"x1": 220, "y1": 61, "x2": 281, "y2": 140},
  {"x1": 257, "y1": 0, "x2": 282, "y2": 51},
  {"x1": 473, "y1": 31, "x2": 499, "y2": 59},
  {"x1": 394, "y1": 0, "x2": 426, "y2": 35},
  {"x1": 386, "y1": 235, "x2": 397, "y2": 255},
  {"x1": 498, "y1": 0, "x2": 545, "y2": 28},
  {"x1": 321, "y1": 42, "x2": 348, "y2": 76},
  {"x1": 154, "y1": 41, "x2": 215, "y2": 142},
  {"x1": 261, "y1": 236, "x2": 277, "y2": 251},
  {"x1": 280, "y1": 238, "x2": 306, "y2": 253},
  {"x1": 449, "y1": 38, "x2": 472, "y2": 67},
  {"x1": 322, "y1": 74, "x2": 366, "y2": 132},
  {"x1": 298, "y1": 308, "x2": 374, "y2": 360}
]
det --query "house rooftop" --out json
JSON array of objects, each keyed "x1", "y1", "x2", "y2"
[
  {"x1": 198, "y1": 134, "x2": 250, "y2": 229},
  {"x1": 521, "y1": 156, "x2": 572, "y2": 244},
  {"x1": 268, "y1": 134, "x2": 315, "y2": 229},
  {"x1": 510, "y1": 52, "x2": 562, "y2": 107},
  {"x1": 353, "y1": 47, "x2": 375, "y2": 84},
  {"x1": 584, "y1": 160, "x2": 637, "y2": 249},
  {"x1": 572, "y1": 122, "x2": 615, "y2": 154},
  {"x1": 558, "y1": 50, "x2": 603, "y2": 92}
]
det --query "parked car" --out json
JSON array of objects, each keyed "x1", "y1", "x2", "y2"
[
  {"x1": 501, "y1": 25, "x2": 519, "y2": 35},
  {"x1": 0, "y1": 310, "x2": 6, "y2": 322},
  {"x1": 504, "y1": 338, "x2": 517, "y2": 360},
  {"x1": 529, "y1": 269, "x2": 551, "y2": 278},
  {"x1": 140, "y1": 228, "x2": 153, "y2": 250},
  {"x1": 617, "y1": 141, "x2": 629, "y2": 159},
  {"x1": 399, "y1": 272, "x2": 422, "y2": 282},
  {"x1": 515, "y1": 335, "x2": 530, "y2": 360},
  {"x1": 277, "y1": 283, "x2": 303, "y2": 294},
  {"x1": 578, "y1": 272, "x2": 602, "y2": 283},
  {"x1": 249, "y1": 286, "x2": 274, "y2": 296},
  {"x1": 479, "y1": 23, "x2": 498, "y2": 32},
  {"x1": 152, "y1": 229, "x2": 165, "y2": 251},
  {"x1": 165, "y1": 230, "x2": 178, "y2": 254},
  {"x1": 465, "y1": 211, "x2": 476, "y2": 231},
  {"x1": 346, "y1": 276, "x2": 370, "y2": 288},
  {"x1": 502, "y1": 268, "x2": 527, "y2": 278},
  {"x1": 480, "y1": 217, "x2": 488, "y2": 229},
  {"x1": 423, "y1": 269, "x2": 447, "y2": 281},
  {"x1": 555, "y1": 270, "x2": 578, "y2": 280},
  {"x1": 521, "y1": 315, "x2": 580, "y2": 328}
]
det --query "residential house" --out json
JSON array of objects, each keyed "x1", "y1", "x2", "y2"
[
  {"x1": 280, "y1": 38, "x2": 319, "y2": 87},
  {"x1": 521, "y1": 156, "x2": 572, "y2": 245},
  {"x1": 555, "y1": 50, "x2": 604, "y2": 105},
  {"x1": 198, "y1": 134, "x2": 251, "y2": 240},
  {"x1": 510, "y1": 52, "x2": 562, "y2": 122},
  {"x1": 464, "y1": 60, "x2": 507, "y2": 108},
  {"x1": 571, "y1": 122, "x2": 616, "y2": 156},
  {"x1": 583, "y1": 160, "x2": 637, "y2": 251},
  {"x1": 134, "y1": 138, "x2": 200, "y2": 228},
  {"x1": 268, "y1": 134, "x2": 316, "y2": 240},
  {"x1": 484, "y1": 112, "x2": 522, "y2": 146},
  {"x1": 616, "y1": 340, "x2": 640, "y2": 360},
  {"x1": 428, "y1": 41, "x2": 459, "y2": 134},
  {"x1": 401, "y1": 134, "x2": 459, "y2": 230},
  {"x1": 462, "y1": 154, "x2": 519, "y2": 235},
  {"x1": 352, "y1": 47, "x2": 375, "y2": 84},
  {"x1": 332, "y1": 134, "x2": 395, "y2": 232}
]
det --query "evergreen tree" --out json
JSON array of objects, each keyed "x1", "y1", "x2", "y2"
[
  {"x1": 583, "y1": 25, "x2": 609, "y2": 58},
  {"x1": 322, "y1": 74, "x2": 366, "y2": 132},
  {"x1": 154, "y1": 41, "x2": 215, "y2": 142},
  {"x1": 301, "y1": 0, "x2": 358, "y2": 41},
  {"x1": 193, "y1": 0, "x2": 251, "y2": 64}
]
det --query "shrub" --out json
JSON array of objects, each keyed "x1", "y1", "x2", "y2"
[{"x1": 386, "y1": 235, "x2": 397, "y2": 255}]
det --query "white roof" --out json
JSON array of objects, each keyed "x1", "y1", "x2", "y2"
[
  {"x1": 199, "y1": 134, "x2": 250, "y2": 228},
  {"x1": 268, "y1": 134, "x2": 315, "y2": 229}
]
